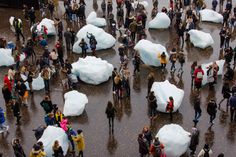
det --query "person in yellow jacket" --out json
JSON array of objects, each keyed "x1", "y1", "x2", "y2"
[
  {"x1": 29, "y1": 144, "x2": 46, "y2": 157},
  {"x1": 157, "y1": 52, "x2": 168, "y2": 70},
  {"x1": 73, "y1": 129, "x2": 85, "y2": 157}
]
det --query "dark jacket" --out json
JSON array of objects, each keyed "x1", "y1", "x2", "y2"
[
  {"x1": 2, "y1": 86, "x2": 12, "y2": 102},
  {"x1": 229, "y1": 95, "x2": 236, "y2": 108},
  {"x1": 53, "y1": 146, "x2": 64, "y2": 157},
  {"x1": 12, "y1": 141, "x2": 26, "y2": 157},
  {"x1": 207, "y1": 101, "x2": 217, "y2": 115},
  {"x1": 189, "y1": 129, "x2": 200, "y2": 150},
  {"x1": 12, "y1": 101, "x2": 20, "y2": 117},
  {"x1": 138, "y1": 137, "x2": 149, "y2": 155},
  {"x1": 40, "y1": 100, "x2": 53, "y2": 114},
  {"x1": 105, "y1": 107, "x2": 117, "y2": 118},
  {"x1": 148, "y1": 94, "x2": 157, "y2": 109}
]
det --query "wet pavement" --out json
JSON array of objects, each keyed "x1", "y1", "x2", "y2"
[{"x1": 0, "y1": 0, "x2": 236, "y2": 156}]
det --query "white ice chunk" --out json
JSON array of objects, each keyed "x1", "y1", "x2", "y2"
[
  {"x1": 63, "y1": 90, "x2": 88, "y2": 116},
  {"x1": 86, "y1": 11, "x2": 107, "y2": 27},
  {"x1": 0, "y1": 48, "x2": 25, "y2": 67},
  {"x1": 21, "y1": 73, "x2": 45, "y2": 90},
  {"x1": 148, "y1": 13, "x2": 171, "y2": 29},
  {"x1": 37, "y1": 18, "x2": 56, "y2": 35},
  {"x1": 151, "y1": 80, "x2": 184, "y2": 113},
  {"x1": 156, "y1": 124, "x2": 191, "y2": 157},
  {"x1": 200, "y1": 9, "x2": 223, "y2": 23},
  {"x1": 201, "y1": 60, "x2": 225, "y2": 85},
  {"x1": 188, "y1": 29, "x2": 214, "y2": 49},
  {"x1": 134, "y1": 39, "x2": 169, "y2": 67},
  {"x1": 132, "y1": 1, "x2": 149, "y2": 9},
  {"x1": 72, "y1": 56, "x2": 114, "y2": 85},
  {"x1": 38, "y1": 126, "x2": 69, "y2": 156},
  {"x1": 72, "y1": 24, "x2": 116, "y2": 54}
]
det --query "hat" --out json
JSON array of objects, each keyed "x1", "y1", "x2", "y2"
[
  {"x1": 204, "y1": 144, "x2": 209, "y2": 149},
  {"x1": 77, "y1": 129, "x2": 83, "y2": 134}
]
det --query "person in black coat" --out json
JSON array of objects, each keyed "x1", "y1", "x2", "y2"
[
  {"x1": 137, "y1": 133, "x2": 149, "y2": 157},
  {"x1": 193, "y1": 95, "x2": 202, "y2": 126},
  {"x1": 105, "y1": 101, "x2": 117, "y2": 130},
  {"x1": 11, "y1": 98, "x2": 21, "y2": 125},
  {"x1": 40, "y1": 95, "x2": 53, "y2": 114},
  {"x1": 147, "y1": 91, "x2": 157, "y2": 119},
  {"x1": 15, "y1": 81, "x2": 27, "y2": 105},
  {"x1": 189, "y1": 127, "x2": 200, "y2": 156},
  {"x1": 207, "y1": 99, "x2": 217, "y2": 125},
  {"x1": 147, "y1": 73, "x2": 154, "y2": 97},
  {"x1": 2, "y1": 83, "x2": 12, "y2": 106},
  {"x1": 12, "y1": 138, "x2": 26, "y2": 157},
  {"x1": 218, "y1": 82, "x2": 231, "y2": 111}
]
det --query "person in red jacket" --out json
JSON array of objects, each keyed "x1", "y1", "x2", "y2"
[
  {"x1": 4, "y1": 74, "x2": 13, "y2": 93},
  {"x1": 166, "y1": 96, "x2": 174, "y2": 121},
  {"x1": 193, "y1": 65, "x2": 204, "y2": 90}
]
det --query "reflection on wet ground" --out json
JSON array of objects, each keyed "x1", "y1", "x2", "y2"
[{"x1": 0, "y1": 0, "x2": 236, "y2": 156}]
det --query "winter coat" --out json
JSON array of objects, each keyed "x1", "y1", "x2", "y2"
[
  {"x1": 207, "y1": 101, "x2": 217, "y2": 115},
  {"x1": 29, "y1": 148, "x2": 46, "y2": 157},
  {"x1": 40, "y1": 100, "x2": 53, "y2": 114},
  {"x1": 4, "y1": 75, "x2": 13, "y2": 92},
  {"x1": 60, "y1": 119, "x2": 68, "y2": 131},
  {"x1": 2, "y1": 86, "x2": 12, "y2": 102},
  {"x1": 222, "y1": 84, "x2": 231, "y2": 99},
  {"x1": 138, "y1": 137, "x2": 149, "y2": 155},
  {"x1": 33, "y1": 126, "x2": 45, "y2": 140},
  {"x1": 53, "y1": 146, "x2": 64, "y2": 157},
  {"x1": 158, "y1": 53, "x2": 167, "y2": 64},
  {"x1": 148, "y1": 95, "x2": 157, "y2": 109},
  {"x1": 12, "y1": 102, "x2": 20, "y2": 117},
  {"x1": 16, "y1": 83, "x2": 27, "y2": 97},
  {"x1": 73, "y1": 133, "x2": 85, "y2": 151},
  {"x1": 189, "y1": 130, "x2": 200, "y2": 150},
  {"x1": 12, "y1": 140, "x2": 26, "y2": 157},
  {"x1": 105, "y1": 107, "x2": 117, "y2": 118},
  {"x1": 229, "y1": 95, "x2": 236, "y2": 108},
  {"x1": 0, "y1": 108, "x2": 5, "y2": 124},
  {"x1": 194, "y1": 68, "x2": 204, "y2": 82},
  {"x1": 129, "y1": 21, "x2": 137, "y2": 32},
  {"x1": 197, "y1": 148, "x2": 213, "y2": 157}
]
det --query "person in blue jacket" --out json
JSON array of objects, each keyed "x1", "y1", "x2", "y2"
[
  {"x1": 0, "y1": 107, "x2": 8, "y2": 131},
  {"x1": 229, "y1": 93, "x2": 236, "y2": 122}
]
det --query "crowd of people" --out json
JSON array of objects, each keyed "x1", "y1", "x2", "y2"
[{"x1": 0, "y1": 0, "x2": 236, "y2": 157}]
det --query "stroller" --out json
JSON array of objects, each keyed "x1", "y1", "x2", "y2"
[{"x1": 67, "y1": 73, "x2": 78, "y2": 89}]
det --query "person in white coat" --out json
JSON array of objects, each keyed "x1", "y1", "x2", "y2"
[{"x1": 198, "y1": 144, "x2": 213, "y2": 157}]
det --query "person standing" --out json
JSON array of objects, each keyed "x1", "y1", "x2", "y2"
[
  {"x1": 28, "y1": 7, "x2": 36, "y2": 26},
  {"x1": 55, "y1": 40, "x2": 64, "y2": 67},
  {"x1": 197, "y1": 144, "x2": 213, "y2": 157},
  {"x1": 207, "y1": 99, "x2": 217, "y2": 125},
  {"x1": 2, "y1": 83, "x2": 12, "y2": 106},
  {"x1": 105, "y1": 101, "x2": 117, "y2": 130},
  {"x1": 137, "y1": 133, "x2": 149, "y2": 157},
  {"x1": 189, "y1": 127, "x2": 200, "y2": 156},
  {"x1": 13, "y1": 18, "x2": 25, "y2": 42},
  {"x1": 133, "y1": 52, "x2": 141, "y2": 75},
  {"x1": 56, "y1": 18, "x2": 63, "y2": 40},
  {"x1": 166, "y1": 96, "x2": 174, "y2": 121},
  {"x1": 29, "y1": 143, "x2": 46, "y2": 157},
  {"x1": 229, "y1": 93, "x2": 236, "y2": 122},
  {"x1": 41, "y1": 67, "x2": 51, "y2": 93},
  {"x1": 52, "y1": 140, "x2": 64, "y2": 157},
  {"x1": 73, "y1": 129, "x2": 85, "y2": 157},
  {"x1": 0, "y1": 107, "x2": 8, "y2": 132},
  {"x1": 219, "y1": 26, "x2": 226, "y2": 49},
  {"x1": 147, "y1": 91, "x2": 157, "y2": 119},
  {"x1": 147, "y1": 73, "x2": 154, "y2": 97},
  {"x1": 191, "y1": 61, "x2": 197, "y2": 88},
  {"x1": 87, "y1": 33, "x2": 97, "y2": 56},
  {"x1": 177, "y1": 51, "x2": 185, "y2": 75},
  {"x1": 169, "y1": 48, "x2": 177, "y2": 73},
  {"x1": 40, "y1": 95, "x2": 53, "y2": 114},
  {"x1": 194, "y1": 65, "x2": 204, "y2": 90},
  {"x1": 64, "y1": 28, "x2": 72, "y2": 52},
  {"x1": 12, "y1": 138, "x2": 26, "y2": 157},
  {"x1": 11, "y1": 98, "x2": 21, "y2": 125},
  {"x1": 79, "y1": 38, "x2": 88, "y2": 58},
  {"x1": 129, "y1": 20, "x2": 137, "y2": 42},
  {"x1": 158, "y1": 52, "x2": 167, "y2": 71},
  {"x1": 15, "y1": 81, "x2": 28, "y2": 106}
]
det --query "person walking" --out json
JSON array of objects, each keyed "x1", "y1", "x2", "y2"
[
  {"x1": 52, "y1": 140, "x2": 64, "y2": 157},
  {"x1": 133, "y1": 52, "x2": 141, "y2": 75},
  {"x1": 166, "y1": 96, "x2": 174, "y2": 121},
  {"x1": 191, "y1": 61, "x2": 197, "y2": 88},
  {"x1": 229, "y1": 93, "x2": 236, "y2": 122},
  {"x1": 197, "y1": 144, "x2": 213, "y2": 157},
  {"x1": 207, "y1": 99, "x2": 217, "y2": 125},
  {"x1": 169, "y1": 48, "x2": 177, "y2": 73},
  {"x1": 2, "y1": 83, "x2": 12, "y2": 106},
  {"x1": 137, "y1": 133, "x2": 149, "y2": 157},
  {"x1": 40, "y1": 95, "x2": 53, "y2": 114},
  {"x1": 219, "y1": 26, "x2": 226, "y2": 49},
  {"x1": 105, "y1": 101, "x2": 117, "y2": 130},
  {"x1": 73, "y1": 129, "x2": 85, "y2": 157},
  {"x1": 218, "y1": 81, "x2": 231, "y2": 111},
  {"x1": 177, "y1": 51, "x2": 185, "y2": 76},
  {"x1": 12, "y1": 138, "x2": 26, "y2": 157},
  {"x1": 147, "y1": 91, "x2": 158, "y2": 119},
  {"x1": 189, "y1": 127, "x2": 200, "y2": 156},
  {"x1": 15, "y1": 81, "x2": 28, "y2": 106},
  {"x1": 11, "y1": 98, "x2": 21, "y2": 125},
  {"x1": 193, "y1": 95, "x2": 202, "y2": 125},
  {"x1": 13, "y1": 18, "x2": 25, "y2": 42}
]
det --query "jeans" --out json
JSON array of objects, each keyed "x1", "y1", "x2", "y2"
[
  {"x1": 194, "y1": 109, "x2": 202, "y2": 121},
  {"x1": 44, "y1": 79, "x2": 49, "y2": 92}
]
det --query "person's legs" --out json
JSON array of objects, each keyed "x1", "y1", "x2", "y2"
[
  {"x1": 108, "y1": 117, "x2": 111, "y2": 127},
  {"x1": 218, "y1": 98, "x2": 225, "y2": 109},
  {"x1": 230, "y1": 107, "x2": 234, "y2": 122},
  {"x1": 78, "y1": 150, "x2": 83, "y2": 157},
  {"x1": 170, "y1": 111, "x2": 173, "y2": 121}
]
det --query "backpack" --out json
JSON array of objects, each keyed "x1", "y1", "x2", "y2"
[
  {"x1": 154, "y1": 145, "x2": 162, "y2": 157},
  {"x1": 203, "y1": 149, "x2": 210, "y2": 157},
  {"x1": 196, "y1": 71, "x2": 203, "y2": 79}
]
